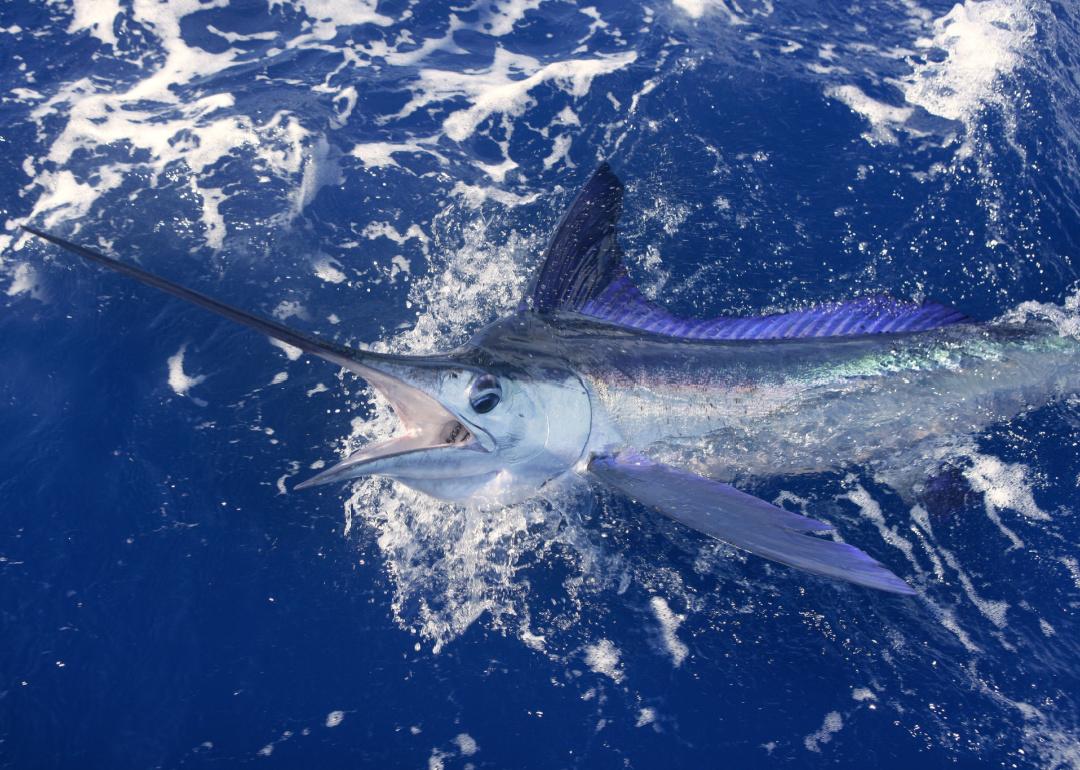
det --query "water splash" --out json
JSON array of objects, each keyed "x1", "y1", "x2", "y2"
[{"x1": 336, "y1": 214, "x2": 622, "y2": 651}]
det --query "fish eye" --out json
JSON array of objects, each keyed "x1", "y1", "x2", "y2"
[{"x1": 469, "y1": 374, "x2": 502, "y2": 414}]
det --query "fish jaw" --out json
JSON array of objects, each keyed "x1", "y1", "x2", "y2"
[{"x1": 294, "y1": 356, "x2": 493, "y2": 491}]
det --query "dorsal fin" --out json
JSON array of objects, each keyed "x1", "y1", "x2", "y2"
[
  {"x1": 525, "y1": 161, "x2": 626, "y2": 313},
  {"x1": 526, "y1": 163, "x2": 972, "y2": 338},
  {"x1": 580, "y1": 285, "x2": 972, "y2": 339}
]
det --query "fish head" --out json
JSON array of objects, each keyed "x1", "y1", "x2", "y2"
[{"x1": 295, "y1": 349, "x2": 591, "y2": 503}]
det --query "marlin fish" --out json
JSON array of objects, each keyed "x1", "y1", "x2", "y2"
[{"x1": 24, "y1": 164, "x2": 1080, "y2": 595}]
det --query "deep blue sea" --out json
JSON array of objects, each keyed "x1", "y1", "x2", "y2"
[{"x1": 3, "y1": 0, "x2": 1080, "y2": 767}]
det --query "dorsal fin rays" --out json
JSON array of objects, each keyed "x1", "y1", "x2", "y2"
[
  {"x1": 525, "y1": 161, "x2": 626, "y2": 314},
  {"x1": 525, "y1": 164, "x2": 972, "y2": 338},
  {"x1": 578, "y1": 283, "x2": 972, "y2": 339}
]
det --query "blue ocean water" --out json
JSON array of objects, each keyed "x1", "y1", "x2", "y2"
[{"x1": 3, "y1": 0, "x2": 1080, "y2": 767}]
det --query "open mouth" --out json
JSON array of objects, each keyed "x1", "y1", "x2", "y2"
[
  {"x1": 443, "y1": 420, "x2": 472, "y2": 445},
  {"x1": 294, "y1": 361, "x2": 483, "y2": 490},
  {"x1": 344, "y1": 411, "x2": 475, "y2": 464}
]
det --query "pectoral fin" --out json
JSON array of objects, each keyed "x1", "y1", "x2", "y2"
[{"x1": 588, "y1": 453, "x2": 915, "y2": 595}]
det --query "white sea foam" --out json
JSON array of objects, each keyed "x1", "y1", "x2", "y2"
[
  {"x1": 22, "y1": 0, "x2": 384, "y2": 251},
  {"x1": 440, "y1": 49, "x2": 636, "y2": 142},
  {"x1": 672, "y1": 0, "x2": 707, "y2": 19},
  {"x1": 822, "y1": 0, "x2": 1036, "y2": 155},
  {"x1": 19, "y1": 0, "x2": 628, "y2": 282},
  {"x1": 963, "y1": 452, "x2": 1050, "y2": 522},
  {"x1": 350, "y1": 141, "x2": 441, "y2": 169},
  {"x1": 167, "y1": 344, "x2": 206, "y2": 399},
  {"x1": 635, "y1": 707, "x2": 657, "y2": 727},
  {"x1": 649, "y1": 596, "x2": 689, "y2": 666},
  {"x1": 5, "y1": 262, "x2": 39, "y2": 298},
  {"x1": 909, "y1": 505, "x2": 947, "y2": 580},
  {"x1": 1060, "y1": 556, "x2": 1080, "y2": 590},
  {"x1": 362, "y1": 221, "x2": 429, "y2": 247},
  {"x1": 29, "y1": 168, "x2": 126, "y2": 229},
  {"x1": 843, "y1": 478, "x2": 1020, "y2": 653},
  {"x1": 670, "y1": 0, "x2": 763, "y2": 24},
  {"x1": 270, "y1": 339, "x2": 303, "y2": 361},
  {"x1": 205, "y1": 24, "x2": 277, "y2": 43},
  {"x1": 824, "y1": 85, "x2": 913, "y2": 145},
  {"x1": 842, "y1": 480, "x2": 920, "y2": 574},
  {"x1": 925, "y1": 598, "x2": 981, "y2": 653},
  {"x1": 584, "y1": 639, "x2": 624, "y2": 682},
  {"x1": 936, "y1": 544, "x2": 1010, "y2": 629},
  {"x1": 977, "y1": 676, "x2": 1080, "y2": 769},
  {"x1": 10, "y1": 87, "x2": 44, "y2": 102},
  {"x1": 275, "y1": 0, "x2": 390, "y2": 39},
  {"x1": 388, "y1": 45, "x2": 635, "y2": 179},
  {"x1": 900, "y1": 0, "x2": 1036, "y2": 126},
  {"x1": 389, "y1": 255, "x2": 411, "y2": 283},
  {"x1": 198, "y1": 186, "x2": 228, "y2": 250},
  {"x1": 452, "y1": 733, "x2": 478, "y2": 756},
  {"x1": 1003, "y1": 290, "x2": 1080, "y2": 342},
  {"x1": 275, "y1": 461, "x2": 300, "y2": 495},
  {"x1": 68, "y1": 0, "x2": 122, "y2": 47},
  {"x1": 543, "y1": 134, "x2": 573, "y2": 170},
  {"x1": 803, "y1": 711, "x2": 844, "y2": 752},
  {"x1": 16, "y1": 2, "x2": 1076, "y2": 762},
  {"x1": 313, "y1": 258, "x2": 347, "y2": 284},
  {"x1": 272, "y1": 300, "x2": 306, "y2": 320},
  {"x1": 427, "y1": 748, "x2": 447, "y2": 770},
  {"x1": 450, "y1": 181, "x2": 541, "y2": 209}
]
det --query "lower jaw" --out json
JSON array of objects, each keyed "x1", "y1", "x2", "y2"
[{"x1": 387, "y1": 470, "x2": 508, "y2": 503}]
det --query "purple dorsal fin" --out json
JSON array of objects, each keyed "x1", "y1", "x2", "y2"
[
  {"x1": 579, "y1": 279, "x2": 971, "y2": 339},
  {"x1": 527, "y1": 164, "x2": 972, "y2": 338}
]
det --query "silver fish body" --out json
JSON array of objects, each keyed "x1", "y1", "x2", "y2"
[{"x1": 531, "y1": 316, "x2": 1080, "y2": 483}]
